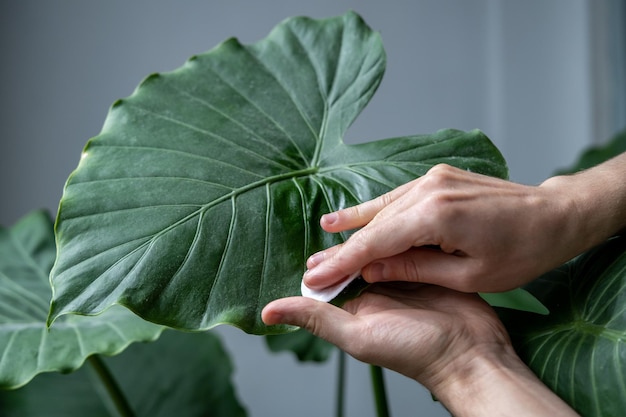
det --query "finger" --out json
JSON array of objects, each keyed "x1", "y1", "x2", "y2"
[
  {"x1": 320, "y1": 179, "x2": 416, "y2": 233},
  {"x1": 261, "y1": 297, "x2": 356, "y2": 347},
  {"x1": 361, "y1": 248, "x2": 481, "y2": 292},
  {"x1": 304, "y1": 217, "x2": 424, "y2": 289},
  {"x1": 306, "y1": 244, "x2": 342, "y2": 269}
]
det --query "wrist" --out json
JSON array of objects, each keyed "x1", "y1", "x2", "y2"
[
  {"x1": 426, "y1": 345, "x2": 578, "y2": 417},
  {"x1": 425, "y1": 344, "x2": 518, "y2": 415},
  {"x1": 541, "y1": 154, "x2": 626, "y2": 251}
]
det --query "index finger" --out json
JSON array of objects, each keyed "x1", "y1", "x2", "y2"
[
  {"x1": 304, "y1": 214, "x2": 422, "y2": 289},
  {"x1": 321, "y1": 179, "x2": 417, "y2": 233}
]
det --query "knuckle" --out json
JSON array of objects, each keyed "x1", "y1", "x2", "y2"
[
  {"x1": 420, "y1": 165, "x2": 458, "y2": 200},
  {"x1": 303, "y1": 313, "x2": 321, "y2": 335},
  {"x1": 424, "y1": 163, "x2": 457, "y2": 184},
  {"x1": 345, "y1": 228, "x2": 373, "y2": 254},
  {"x1": 343, "y1": 204, "x2": 361, "y2": 219},
  {"x1": 301, "y1": 304, "x2": 330, "y2": 337},
  {"x1": 348, "y1": 204, "x2": 369, "y2": 223},
  {"x1": 379, "y1": 191, "x2": 395, "y2": 209},
  {"x1": 418, "y1": 178, "x2": 465, "y2": 225},
  {"x1": 402, "y1": 257, "x2": 422, "y2": 282}
]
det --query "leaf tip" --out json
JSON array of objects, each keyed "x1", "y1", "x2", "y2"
[
  {"x1": 139, "y1": 72, "x2": 161, "y2": 88},
  {"x1": 480, "y1": 288, "x2": 550, "y2": 315}
]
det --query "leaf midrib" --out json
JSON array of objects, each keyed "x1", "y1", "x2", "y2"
[{"x1": 58, "y1": 158, "x2": 438, "y2": 282}]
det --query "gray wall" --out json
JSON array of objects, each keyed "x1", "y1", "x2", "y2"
[{"x1": 1, "y1": 1, "x2": 622, "y2": 416}]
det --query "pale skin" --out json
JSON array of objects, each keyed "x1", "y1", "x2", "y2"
[
  {"x1": 303, "y1": 154, "x2": 626, "y2": 293},
  {"x1": 262, "y1": 152, "x2": 626, "y2": 416},
  {"x1": 262, "y1": 284, "x2": 580, "y2": 417}
]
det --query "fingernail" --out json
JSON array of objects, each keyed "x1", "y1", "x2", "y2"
[
  {"x1": 263, "y1": 310, "x2": 284, "y2": 325},
  {"x1": 307, "y1": 252, "x2": 325, "y2": 268},
  {"x1": 303, "y1": 268, "x2": 318, "y2": 280},
  {"x1": 302, "y1": 268, "x2": 327, "y2": 289},
  {"x1": 303, "y1": 268, "x2": 314, "y2": 281},
  {"x1": 321, "y1": 212, "x2": 338, "y2": 225},
  {"x1": 269, "y1": 311, "x2": 284, "y2": 324}
]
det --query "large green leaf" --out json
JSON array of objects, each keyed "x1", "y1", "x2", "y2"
[
  {"x1": 499, "y1": 236, "x2": 626, "y2": 417},
  {"x1": 0, "y1": 330, "x2": 246, "y2": 417},
  {"x1": 49, "y1": 12, "x2": 508, "y2": 335},
  {"x1": 0, "y1": 210, "x2": 163, "y2": 389}
]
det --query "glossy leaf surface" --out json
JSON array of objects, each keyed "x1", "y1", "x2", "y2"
[
  {"x1": 0, "y1": 210, "x2": 163, "y2": 389},
  {"x1": 0, "y1": 330, "x2": 246, "y2": 417},
  {"x1": 49, "y1": 12, "x2": 508, "y2": 335},
  {"x1": 499, "y1": 236, "x2": 626, "y2": 417}
]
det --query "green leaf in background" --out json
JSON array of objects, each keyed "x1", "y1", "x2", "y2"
[
  {"x1": 49, "y1": 12, "x2": 509, "y2": 335},
  {"x1": 0, "y1": 210, "x2": 163, "y2": 389},
  {"x1": 498, "y1": 236, "x2": 626, "y2": 417},
  {"x1": 266, "y1": 329, "x2": 335, "y2": 362},
  {"x1": 0, "y1": 330, "x2": 247, "y2": 417},
  {"x1": 480, "y1": 288, "x2": 549, "y2": 315},
  {"x1": 555, "y1": 128, "x2": 626, "y2": 175}
]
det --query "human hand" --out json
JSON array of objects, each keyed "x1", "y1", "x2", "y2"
[
  {"x1": 262, "y1": 284, "x2": 579, "y2": 416},
  {"x1": 303, "y1": 163, "x2": 590, "y2": 294},
  {"x1": 264, "y1": 283, "x2": 510, "y2": 385}
]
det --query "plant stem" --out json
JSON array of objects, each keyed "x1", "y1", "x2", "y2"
[
  {"x1": 370, "y1": 365, "x2": 391, "y2": 417},
  {"x1": 88, "y1": 355, "x2": 136, "y2": 417},
  {"x1": 335, "y1": 350, "x2": 346, "y2": 417}
]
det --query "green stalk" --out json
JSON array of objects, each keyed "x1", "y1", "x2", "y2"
[
  {"x1": 88, "y1": 355, "x2": 136, "y2": 417},
  {"x1": 370, "y1": 365, "x2": 391, "y2": 417},
  {"x1": 335, "y1": 350, "x2": 347, "y2": 417}
]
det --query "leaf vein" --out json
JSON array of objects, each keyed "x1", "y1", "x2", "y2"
[
  {"x1": 283, "y1": 25, "x2": 329, "y2": 167},
  {"x1": 255, "y1": 184, "x2": 272, "y2": 311},
  {"x1": 203, "y1": 196, "x2": 236, "y2": 325},
  {"x1": 292, "y1": 178, "x2": 310, "y2": 262},
  {"x1": 68, "y1": 175, "x2": 235, "y2": 191},
  {"x1": 0, "y1": 271, "x2": 49, "y2": 319},
  {"x1": 204, "y1": 49, "x2": 311, "y2": 165},
  {"x1": 103, "y1": 109, "x2": 274, "y2": 179},
  {"x1": 161, "y1": 76, "x2": 303, "y2": 168}
]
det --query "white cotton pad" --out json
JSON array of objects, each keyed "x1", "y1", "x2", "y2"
[{"x1": 300, "y1": 270, "x2": 362, "y2": 302}]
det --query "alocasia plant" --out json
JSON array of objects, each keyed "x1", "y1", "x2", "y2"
[
  {"x1": 555, "y1": 129, "x2": 626, "y2": 175},
  {"x1": 498, "y1": 131, "x2": 626, "y2": 417},
  {"x1": 0, "y1": 329, "x2": 246, "y2": 417},
  {"x1": 0, "y1": 210, "x2": 246, "y2": 416},
  {"x1": 0, "y1": 210, "x2": 163, "y2": 389},
  {"x1": 499, "y1": 236, "x2": 626, "y2": 417},
  {"x1": 1, "y1": 10, "x2": 623, "y2": 417},
  {"x1": 47, "y1": 12, "x2": 536, "y2": 335}
]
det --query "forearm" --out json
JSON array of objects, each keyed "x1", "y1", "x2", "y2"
[
  {"x1": 429, "y1": 346, "x2": 579, "y2": 417},
  {"x1": 423, "y1": 156, "x2": 626, "y2": 416},
  {"x1": 541, "y1": 152, "x2": 626, "y2": 256}
]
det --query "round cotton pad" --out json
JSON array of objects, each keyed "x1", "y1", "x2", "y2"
[{"x1": 300, "y1": 270, "x2": 362, "y2": 302}]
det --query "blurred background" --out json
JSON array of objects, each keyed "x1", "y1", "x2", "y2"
[{"x1": 1, "y1": 1, "x2": 624, "y2": 416}]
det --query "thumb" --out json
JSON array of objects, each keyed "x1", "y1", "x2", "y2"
[
  {"x1": 361, "y1": 248, "x2": 477, "y2": 292},
  {"x1": 262, "y1": 297, "x2": 355, "y2": 345}
]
